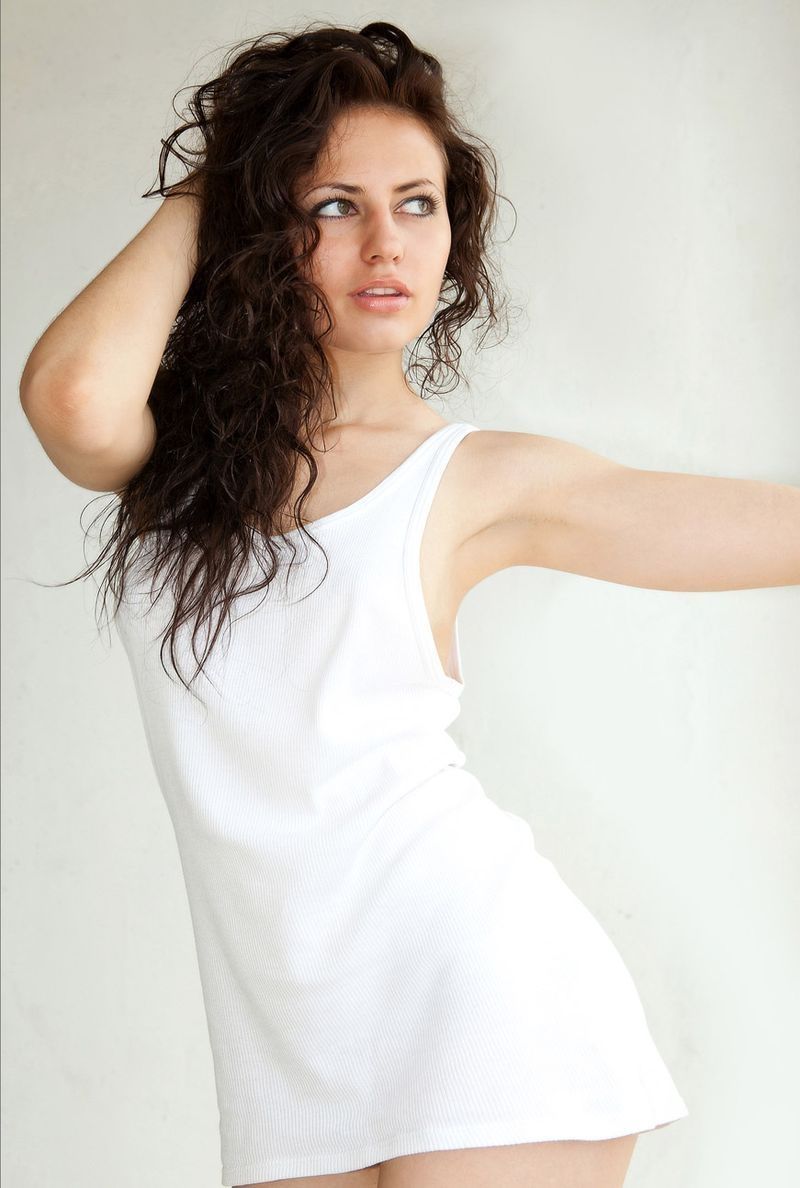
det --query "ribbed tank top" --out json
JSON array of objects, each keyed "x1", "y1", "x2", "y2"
[{"x1": 113, "y1": 417, "x2": 690, "y2": 1182}]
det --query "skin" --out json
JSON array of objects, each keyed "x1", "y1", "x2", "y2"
[
  {"x1": 234, "y1": 1132, "x2": 639, "y2": 1185},
  {"x1": 233, "y1": 105, "x2": 646, "y2": 1188},
  {"x1": 295, "y1": 103, "x2": 452, "y2": 431}
]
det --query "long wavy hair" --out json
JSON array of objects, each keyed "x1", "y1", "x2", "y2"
[{"x1": 46, "y1": 20, "x2": 517, "y2": 700}]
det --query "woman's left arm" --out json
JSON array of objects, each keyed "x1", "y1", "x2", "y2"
[
  {"x1": 474, "y1": 432, "x2": 800, "y2": 592},
  {"x1": 560, "y1": 464, "x2": 800, "y2": 591}
]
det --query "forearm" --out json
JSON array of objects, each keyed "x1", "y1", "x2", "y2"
[{"x1": 19, "y1": 190, "x2": 200, "y2": 450}]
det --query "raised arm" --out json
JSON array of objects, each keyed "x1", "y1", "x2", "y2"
[{"x1": 18, "y1": 187, "x2": 201, "y2": 493}]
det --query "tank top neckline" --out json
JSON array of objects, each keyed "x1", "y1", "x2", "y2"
[{"x1": 255, "y1": 420, "x2": 472, "y2": 541}]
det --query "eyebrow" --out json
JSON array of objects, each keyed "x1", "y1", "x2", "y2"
[{"x1": 303, "y1": 177, "x2": 440, "y2": 197}]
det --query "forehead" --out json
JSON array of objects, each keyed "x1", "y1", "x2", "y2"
[{"x1": 309, "y1": 107, "x2": 447, "y2": 187}]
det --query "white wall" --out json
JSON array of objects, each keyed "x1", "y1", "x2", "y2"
[{"x1": 3, "y1": 2, "x2": 799, "y2": 1185}]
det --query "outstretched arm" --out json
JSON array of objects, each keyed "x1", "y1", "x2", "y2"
[{"x1": 470, "y1": 432, "x2": 800, "y2": 592}]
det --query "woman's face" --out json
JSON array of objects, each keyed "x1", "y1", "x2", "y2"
[{"x1": 296, "y1": 106, "x2": 451, "y2": 355}]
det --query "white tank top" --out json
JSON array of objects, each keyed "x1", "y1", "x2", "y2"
[{"x1": 114, "y1": 417, "x2": 689, "y2": 1183}]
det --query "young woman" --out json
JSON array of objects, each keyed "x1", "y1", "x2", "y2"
[{"x1": 19, "y1": 21, "x2": 799, "y2": 1188}]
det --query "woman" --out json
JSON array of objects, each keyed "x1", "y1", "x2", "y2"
[{"x1": 18, "y1": 21, "x2": 799, "y2": 1188}]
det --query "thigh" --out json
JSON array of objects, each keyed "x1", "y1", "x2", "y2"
[
  {"x1": 235, "y1": 1166, "x2": 380, "y2": 1188},
  {"x1": 377, "y1": 1134, "x2": 638, "y2": 1188}
]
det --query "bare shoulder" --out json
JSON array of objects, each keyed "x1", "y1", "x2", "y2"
[
  {"x1": 447, "y1": 426, "x2": 626, "y2": 589},
  {"x1": 450, "y1": 426, "x2": 615, "y2": 539}
]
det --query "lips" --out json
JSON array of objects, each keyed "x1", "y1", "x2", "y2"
[
  {"x1": 349, "y1": 277, "x2": 411, "y2": 297},
  {"x1": 350, "y1": 290, "x2": 411, "y2": 312}
]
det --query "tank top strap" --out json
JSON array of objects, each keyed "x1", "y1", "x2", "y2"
[
  {"x1": 396, "y1": 420, "x2": 480, "y2": 687},
  {"x1": 403, "y1": 421, "x2": 481, "y2": 540}
]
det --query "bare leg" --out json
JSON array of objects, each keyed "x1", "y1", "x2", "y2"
[
  {"x1": 234, "y1": 1166, "x2": 380, "y2": 1188},
  {"x1": 376, "y1": 1134, "x2": 639, "y2": 1188}
]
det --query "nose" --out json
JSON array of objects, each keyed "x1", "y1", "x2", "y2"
[{"x1": 360, "y1": 208, "x2": 404, "y2": 262}]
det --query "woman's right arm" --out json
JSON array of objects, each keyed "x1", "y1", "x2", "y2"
[{"x1": 18, "y1": 189, "x2": 201, "y2": 492}]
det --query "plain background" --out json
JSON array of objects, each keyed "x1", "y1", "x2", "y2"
[{"x1": 3, "y1": 2, "x2": 799, "y2": 1185}]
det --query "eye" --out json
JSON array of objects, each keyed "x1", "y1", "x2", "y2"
[{"x1": 311, "y1": 192, "x2": 441, "y2": 219}]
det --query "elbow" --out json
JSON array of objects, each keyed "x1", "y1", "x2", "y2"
[{"x1": 20, "y1": 367, "x2": 116, "y2": 455}]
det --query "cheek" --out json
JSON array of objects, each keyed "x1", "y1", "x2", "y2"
[
  {"x1": 305, "y1": 241, "x2": 343, "y2": 291},
  {"x1": 418, "y1": 223, "x2": 451, "y2": 267}
]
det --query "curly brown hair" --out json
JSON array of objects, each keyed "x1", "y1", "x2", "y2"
[{"x1": 48, "y1": 20, "x2": 517, "y2": 701}]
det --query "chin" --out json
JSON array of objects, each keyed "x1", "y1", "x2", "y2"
[{"x1": 330, "y1": 326, "x2": 418, "y2": 352}]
